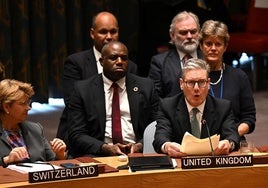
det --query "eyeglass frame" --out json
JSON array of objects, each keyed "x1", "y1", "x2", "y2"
[{"x1": 183, "y1": 79, "x2": 209, "y2": 88}]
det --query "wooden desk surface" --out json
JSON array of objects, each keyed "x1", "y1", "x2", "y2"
[{"x1": 1, "y1": 155, "x2": 268, "y2": 188}]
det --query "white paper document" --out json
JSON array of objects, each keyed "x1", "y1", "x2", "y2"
[
  {"x1": 180, "y1": 132, "x2": 220, "y2": 155},
  {"x1": 7, "y1": 162, "x2": 61, "y2": 174}
]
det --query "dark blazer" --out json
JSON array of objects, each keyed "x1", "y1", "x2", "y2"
[
  {"x1": 68, "y1": 73, "x2": 159, "y2": 157},
  {"x1": 209, "y1": 64, "x2": 256, "y2": 137},
  {"x1": 153, "y1": 93, "x2": 240, "y2": 153},
  {"x1": 0, "y1": 121, "x2": 55, "y2": 166},
  {"x1": 148, "y1": 48, "x2": 203, "y2": 98},
  {"x1": 57, "y1": 48, "x2": 138, "y2": 142}
]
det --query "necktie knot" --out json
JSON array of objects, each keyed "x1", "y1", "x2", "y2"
[
  {"x1": 112, "y1": 82, "x2": 118, "y2": 89},
  {"x1": 182, "y1": 54, "x2": 192, "y2": 65},
  {"x1": 192, "y1": 108, "x2": 199, "y2": 116}
]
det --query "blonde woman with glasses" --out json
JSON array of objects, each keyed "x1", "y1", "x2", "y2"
[{"x1": 0, "y1": 79, "x2": 66, "y2": 167}]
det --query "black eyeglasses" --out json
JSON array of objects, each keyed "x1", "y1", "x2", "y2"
[
  {"x1": 178, "y1": 29, "x2": 198, "y2": 36},
  {"x1": 183, "y1": 79, "x2": 208, "y2": 88}
]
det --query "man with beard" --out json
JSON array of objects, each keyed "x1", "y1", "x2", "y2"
[{"x1": 148, "y1": 11, "x2": 202, "y2": 98}]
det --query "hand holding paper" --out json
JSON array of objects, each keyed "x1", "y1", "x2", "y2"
[{"x1": 180, "y1": 132, "x2": 220, "y2": 155}]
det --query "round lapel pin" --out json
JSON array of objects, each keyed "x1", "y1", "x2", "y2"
[{"x1": 133, "y1": 87, "x2": 138, "y2": 92}]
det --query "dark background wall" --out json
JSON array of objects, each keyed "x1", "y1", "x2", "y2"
[{"x1": 0, "y1": 0, "x2": 249, "y2": 102}]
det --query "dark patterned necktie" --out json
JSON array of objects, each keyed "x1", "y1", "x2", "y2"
[
  {"x1": 111, "y1": 82, "x2": 123, "y2": 144},
  {"x1": 182, "y1": 54, "x2": 192, "y2": 65}
]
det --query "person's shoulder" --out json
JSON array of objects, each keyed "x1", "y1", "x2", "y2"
[
  {"x1": 66, "y1": 49, "x2": 92, "y2": 59},
  {"x1": 127, "y1": 74, "x2": 156, "y2": 90},
  {"x1": 225, "y1": 64, "x2": 247, "y2": 77},
  {"x1": 21, "y1": 121, "x2": 43, "y2": 132},
  {"x1": 207, "y1": 94, "x2": 231, "y2": 107},
  {"x1": 161, "y1": 93, "x2": 183, "y2": 105},
  {"x1": 152, "y1": 48, "x2": 177, "y2": 59},
  {"x1": 128, "y1": 73, "x2": 152, "y2": 82},
  {"x1": 75, "y1": 74, "x2": 100, "y2": 86}
]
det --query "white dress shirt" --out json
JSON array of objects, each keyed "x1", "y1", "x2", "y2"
[
  {"x1": 102, "y1": 74, "x2": 135, "y2": 144},
  {"x1": 93, "y1": 46, "x2": 103, "y2": 74}
]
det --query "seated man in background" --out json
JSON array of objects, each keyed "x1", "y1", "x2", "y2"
[
  {"x1": 68, "y1": 41, "x2": 159, "y2": 157},
  {"x1": 153, "y1": 58, "x2": 239, "y2": 158}
]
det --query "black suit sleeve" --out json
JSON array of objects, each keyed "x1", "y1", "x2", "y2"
[{"x1": 62, "y1": 55, "x2": 84, "y2": 106}]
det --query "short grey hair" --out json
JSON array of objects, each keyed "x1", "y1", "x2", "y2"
[
  {"x1": 181, "y1": 58, "x2": 210, "y2": 79},
  {"x1": 170, "y1": 11, "x2": 200, "y2": 33}
]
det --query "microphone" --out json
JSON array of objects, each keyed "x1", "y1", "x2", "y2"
[{"x1": 202, "y1": 119, "x2": 214, "y2": 156}]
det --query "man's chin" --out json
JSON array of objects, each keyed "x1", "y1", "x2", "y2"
[{"x1": 114, "y1": 71, "x2": 126, "y2": 77}]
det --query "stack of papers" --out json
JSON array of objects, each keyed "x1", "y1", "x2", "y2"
[
  {"x1": 180, "y1": 132, "x2": 220, "y2": 155},
  {"x1": 7, "y1": 162, "x2": 61, "y2": 174}
]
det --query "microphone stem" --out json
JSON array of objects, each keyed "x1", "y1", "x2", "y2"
[{"x1": 204, "y1": 120, "x2": 214, "y2": 156}]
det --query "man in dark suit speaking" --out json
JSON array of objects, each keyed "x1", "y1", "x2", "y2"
[
  {"x1": 153, "y1": 58, "x2": 239, "y2": 158},
  {"x1": 68, "y1": 41, "x2": 159, "y2": 157},
  {"x1": 57, "y1": 11, "x2": 137, "y2": 144}
]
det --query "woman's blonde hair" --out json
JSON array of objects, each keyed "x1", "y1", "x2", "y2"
[
  {"x1": 199, "y1": 20, "x2": 230, "y2": 45},
  {"x1": 0, "y1": 79, "x2": 34, "y2": 113}
]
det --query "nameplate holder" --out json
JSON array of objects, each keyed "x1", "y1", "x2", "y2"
[
  {"x1": 29, "y1": 165, "x2": 98, "y2": 183},
  {"x1": 181, "y1": 155, "x2": 253, "y2": 169}
]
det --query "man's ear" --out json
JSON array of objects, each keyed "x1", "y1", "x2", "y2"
[
  {"x1": 179, "y1": 78, "x2": 184, "y2": 90},
  {"x1": 90, "y1": 28, "x2": 94, "y2": 40}
]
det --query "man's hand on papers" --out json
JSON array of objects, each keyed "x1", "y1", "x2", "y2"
[
  {"x1": 214, "y1": 140, "x2": 231, "y2": 155},
  {"x1": 164, "y1": 142, "x2": 187, "y2": 158},
  {"x1": 180, "y1": 132, "x2": 220, "y2": 155}
]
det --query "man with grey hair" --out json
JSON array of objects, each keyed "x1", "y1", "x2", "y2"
[
  {"x1": 153, "y1": 58, "x2": 239, "y2": 158},
  {"x1": 148, "y1": 11, "x2": 203, "y2": 98}
]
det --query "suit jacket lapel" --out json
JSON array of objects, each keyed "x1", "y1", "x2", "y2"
[
  {"x1": 85, "y1": 49, "x2": 98, "y2": 77},
  {"x1": 200, "y1": 97, "x2": 216, "y2": 138},
  {"x1": 0, "y1": 126, "x2": 10, "y2": 147},
  {"x1": 167, "y1": 49, "x2": 182, "y2": 73},
  {"x1": 176, "y1": 98, "x2": 192, "y2": 135},
  {"x1": 93, "y1": 75, "x2": 106, "y2": 134},
  {"x1": 19, "y1": 123, "x2": 30, "y2": 146},
  {"x1": 126, "y1": 75, "x2": 140, "y2": 133}
]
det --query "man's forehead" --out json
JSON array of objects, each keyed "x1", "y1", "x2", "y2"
[
  {"x1": 106, "y1": 44, "x2": 127, "y2": 53},
  {"x1": 184, "y1": 69, "x2": 207, "y2": 79}
]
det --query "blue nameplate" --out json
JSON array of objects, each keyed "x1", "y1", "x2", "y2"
[
  {"x1": 181, "y1": 155, "x2": 253, "y2": 169},
  {"x1": 29, "y1": 165, "x2": 98, "y2": 183}
]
